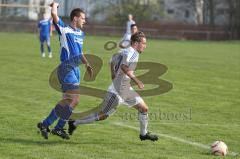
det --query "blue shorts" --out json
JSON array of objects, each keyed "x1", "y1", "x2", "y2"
[
  {"x1": 58, "y1": 67, "x2": 80, "y2": 92},
  {"x1": 40, "y1": 35, "x2": 50, "y2": 44}
]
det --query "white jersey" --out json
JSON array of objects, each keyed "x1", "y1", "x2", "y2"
[
  {"x1": 126, "y1": 20, "x2": 135, "y2": 35},
  {"x1": 108, "y1": 47, "x2": 139, "y2": 97},
  {"x1": 122, "y1": 20, "x2": 135, "y2": 42}
]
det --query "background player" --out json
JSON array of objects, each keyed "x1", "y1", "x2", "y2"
[
  {"x1": 119, "y1": 24, "x2": 138, "y2": 48},
  {"x1": 37, "y1": 2, "x2": 93, "y2": 140},
  {"x1": 38, "y1": 13, "x2": 52, "y2": 58},
  {"x1": 121, "y1": 14, "x2": 136, "y2": 42},
  {"x1": 68, "y1": 31, "x2": 158, "y2": 141}
]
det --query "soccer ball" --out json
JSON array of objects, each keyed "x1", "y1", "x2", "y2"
[{"x1": 211, "y1": 141, "x2": 228, "y2": 156}]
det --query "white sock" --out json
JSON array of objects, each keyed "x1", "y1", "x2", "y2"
[
  {"x1": 49, "y1": 52, "x2": 52, "y2": 58},
  {"x1": 74, "y1": 113, "x2": 99, "y2": 126},
  {"x1": 139, "y1": 112, "x2": 148, "y2": 136}
]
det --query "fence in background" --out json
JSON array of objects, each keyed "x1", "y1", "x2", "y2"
[{"x1": 0, "y1": 19, "x2": 233, "y2": 40}]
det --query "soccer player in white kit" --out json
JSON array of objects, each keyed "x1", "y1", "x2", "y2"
[
  {"x1": 68, "y1": 31, "x2": 158, "y2": 141},
  {"x1": 119, "y1": 24, "x2": 138, "y2": 48},
  {"x1": 121, "y1": 14, "x2": 136, "y2": 42}
]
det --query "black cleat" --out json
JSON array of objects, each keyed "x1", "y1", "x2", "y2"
[
  {"x1": 68, "y1": 120, "x2": 77, "y2": 135},
  {"x1": 139, "y1": 132, "x2": 159, "y2": 141},
  {"x1": 51, "y1": 128, "x2": 70, "y2": 140},
  {"x1": 37, "y1": 122, "x2": 50, "y2": 139}
]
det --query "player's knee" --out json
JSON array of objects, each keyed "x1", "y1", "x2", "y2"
[
  {"x1": 62, "y1": 95, "x2": 79, "y2": 107},
  {"x1": 138, "y1": 105, "x2": 148, "y2": 113},
  {"x1": 142, "y1": 106, "x2": 148, "y2": 113},
  {"x1": 71, "y1": 96, "x2": 80, "y2": 107}
]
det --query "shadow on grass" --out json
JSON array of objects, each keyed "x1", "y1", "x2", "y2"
[
  {"x1": 0, "y1": 137, "x2": 120, "y2": 146},
  {"x1": 0, "y1": 137, "x2": 80, "y2": 145}
]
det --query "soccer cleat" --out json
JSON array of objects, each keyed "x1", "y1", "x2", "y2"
[
  {"x1": 139, "y1": 132, "x2": 159, "y2": 141},
  {"x1": 48, "y1": 53, "x2": 52, "y2": 58},
  {"x1": 51, "y1": 128, "x2": 70, "y2": 140},
  {"x1": 37, "y1": 122, "x2": 50, "y2": 139},
  {"x1": 68, "y1": 120, "x2": 77, "y2": 135}
]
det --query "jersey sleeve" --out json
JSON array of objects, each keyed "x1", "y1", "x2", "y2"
[
  {"x1": 121, "y1": 51, "x2": 131, "y2": 67},
  {"x1": 53, "y1": 18, "x2": 66, "y2": 35},
  {"x1": 121, "y1": 51, "x2": 137, "y2": 70}
]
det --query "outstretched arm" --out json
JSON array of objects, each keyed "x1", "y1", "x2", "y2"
[{"x1": 50, "y1": 2, "x2": 59, "y2": 24}]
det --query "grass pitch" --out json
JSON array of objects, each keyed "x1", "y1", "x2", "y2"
[{"x1": 0, "y1": 32, "x2": 239, "y2": 159}]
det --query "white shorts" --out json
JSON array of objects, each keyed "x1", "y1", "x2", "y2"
[{"x1": 100, "y1": 90, "x2": 143, "y2": 115}]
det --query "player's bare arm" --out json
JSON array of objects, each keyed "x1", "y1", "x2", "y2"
[
  {"x1": 50, "y1": 2, "x2": 59, "y2": 24},
  {"x1": 121, "y1": 64, "x2": 144, "y2": 89},
  {"x1": 110, "y1": 62, "x2": 115, "y2": 80},
  {"x1": 81, "y1": 53, "x2": 93, "y2": 78}
]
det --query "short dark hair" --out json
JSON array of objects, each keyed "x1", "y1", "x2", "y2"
[
  {"x1": 130, "y1": 24, "x2": 137, "y2": 29},
  {"x1": 131, "y1": 31, "x2": 146, "y2": 45},
  {"x1": 70, "y1": 8, "x2": 85, "y2": 21}
]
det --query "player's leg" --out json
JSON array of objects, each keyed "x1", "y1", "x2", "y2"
[
  {"x1": 37, "y1": 90, "x2": 78, "y2": 140},
  {"x1": 123, "y1": 89, "x2": 158, "y2": 141},
  {"x1": 46, "y1": 37, "x2": 52, "y2": 58},
  {"x1": 37, "y1": 103, "x2": 61, "y2": 139},
  {"x1": 37, "y1": 93, "x2": 78, "y2": 140},
  {"x1": 51, "y1": 68, "x2": 81, "y2": 139},
  {"x1": 51, "y1": 89, "x2": 79, "y2": 139},
  {"x1": 38, "y1": 68, "x2": 80, "y2": 139},
  {"x1": 68, "y1": 92, "x2": 119, "y2": 135},
  {"x1": 133, "y1": 100, "x2": 148, "y2": 136},
  {"x1": 133, "y1": 100, "x2": 158, "y2": 141},
  {"x1": 39, "y1": 36, "x2": 45, "y2": 57}
]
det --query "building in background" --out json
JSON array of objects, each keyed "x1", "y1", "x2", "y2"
[
  {"x1": 0, "y1": 0, "x2": 232, "y2": 26},
  {"x1": 161, "y1": 0, "x2": 230, "y2": 26}
]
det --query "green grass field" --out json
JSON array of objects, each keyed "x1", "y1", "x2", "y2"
[{"x1": 0, "y1": 32, "x2": 239, "y2": 159}]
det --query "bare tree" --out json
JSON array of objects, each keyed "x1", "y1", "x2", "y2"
[
  {"x1": 91, "y1": 0, "x2": 163, "y2": 25},
  {"x1": 227, "y1": 0, "x2": 240, "y2": 39}
]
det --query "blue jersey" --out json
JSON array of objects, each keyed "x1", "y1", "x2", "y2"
[
  {"x1": 53, "y1": 18, "x2": 85, "y2": 91},
  {"x1": 53, "y1": 18, "x2": 85, "y2": 63},
  {"x1": 38, "y1": 19, "x2": 51, "y2": 37}
]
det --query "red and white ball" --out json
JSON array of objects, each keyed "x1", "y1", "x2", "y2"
[{"x1": 211, "y1": 141, "x2": 228, "y2": 156}]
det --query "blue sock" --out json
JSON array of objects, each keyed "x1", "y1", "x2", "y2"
[
  {"x1": 47, "y1": 45, "x2": 52, "y2": 52},
  {"x1": 55, "y1": 119, "x2": 66, "y2": 129},
  {"x1": 42, "y1": 104, "x2": 60, "y2": 127},
  {"x1": 54, "y1": 105, "x2": 73, "y2": 120},
  {"x1": 55, "y1": 105, "x2": 73, "y2": 129}
]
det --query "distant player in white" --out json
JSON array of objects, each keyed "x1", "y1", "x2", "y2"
[
  {"x1": 126, "y1": 14, "x2": 136, "y2": 37},
  {"x1": 121, "y1": 14, "x2": 136, "y2": 42},
  {"x1": 68, "y1": 32, "x2": 159, "y2": 141}
]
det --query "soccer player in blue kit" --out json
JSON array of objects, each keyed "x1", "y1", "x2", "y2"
[
  {"x1": 37, "y1": 2, "x2": 93, "y2": 140},
  {"x1": 38, "y1": 13, "x2": 52, "y2": 58}
]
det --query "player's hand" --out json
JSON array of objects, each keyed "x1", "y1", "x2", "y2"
[
  {"x1": 137, "y1": 80, "x2": 144, "y2": 89},
  {"x1": 49, "y1": 2, "x2": 59, "y2": 8},
  {"x1": 86, "y1": 64, "x2": 93, "y2": 78}
]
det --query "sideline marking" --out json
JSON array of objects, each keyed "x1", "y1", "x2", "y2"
[{"x1": 113, "y1": 122, "x2": 238, "y2": 157}]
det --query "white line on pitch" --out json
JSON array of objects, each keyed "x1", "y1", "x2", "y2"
[
  {"x1": 148, "y1": 122, "x2": 240, "y2": 128},
  {"x1": 113, "y1": 122, "x2": 238, "y2": 157}
]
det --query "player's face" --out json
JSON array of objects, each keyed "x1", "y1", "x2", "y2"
[
  {"x1": 76, "y1": 13, "x2": 86, "y2": 28},
  {"x1": 131, "y1": 26, "x2": 138, "y2": 34},
  {"x1": 136, "y1": 37, "x2": 147, "y2": 53}
]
